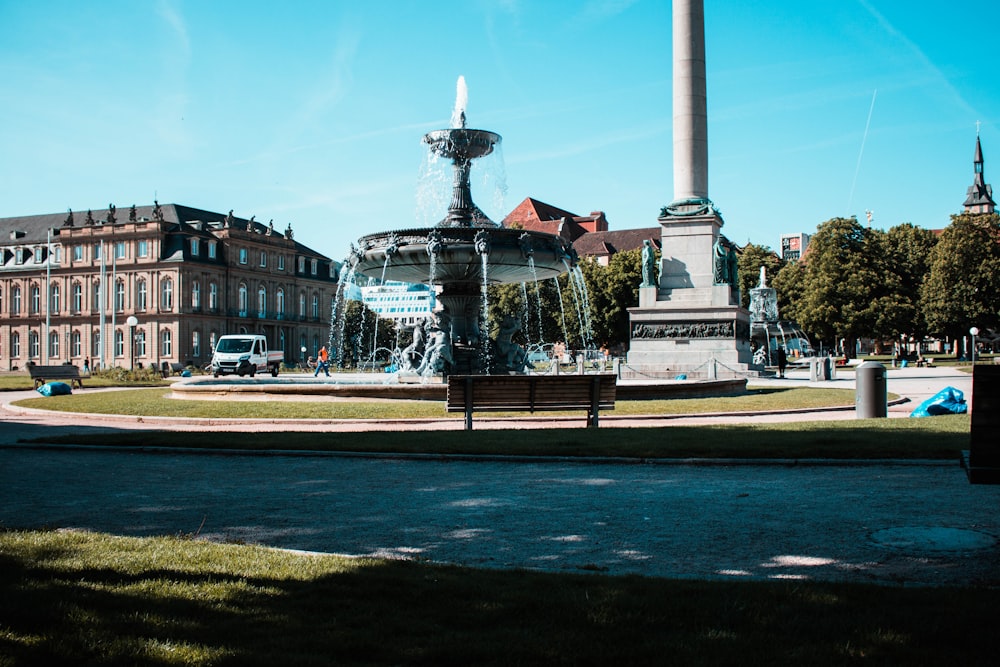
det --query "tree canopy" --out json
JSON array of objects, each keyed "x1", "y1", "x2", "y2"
[{"x1": 920, "y1": 212, "x2": 1000, "y2": 339}]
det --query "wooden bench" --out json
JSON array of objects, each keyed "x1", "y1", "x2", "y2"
[
  {"x1": 446, "y1": 373, "x2": 617, "y2": 430},
  {"x1": 160, "y1": 361, "x2": 186, "y2": 377},
  {"x1": 27, "y1": 364, "x2": 84, "y2": 390}
]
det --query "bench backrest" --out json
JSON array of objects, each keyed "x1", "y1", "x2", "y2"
[
  {"x1": 27, "y1": 365, "x2": 81, "y2": 377},
  {"x1": 446, "y1": 374, "x2": 617, "y2": 412}
]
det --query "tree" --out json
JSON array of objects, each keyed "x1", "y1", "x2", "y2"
[
  {"x1": 736, "y1": 243, "x2": 784, "y2": 309},
  {"x1": 334, "y1": 300, "x2": 397, "y2": 367},
  {"x1": 793, "y1": 216, "x2": 878, "y2": 352},
  {"x1": 920, "y1": 213, "x2": 1000, "y2": 340},
  {"x1": 862, "y1": 223, "x2": 938, "y2": 343},
  {"x1": 771, "y1": 259, "x2": 805, "y2": 324}
]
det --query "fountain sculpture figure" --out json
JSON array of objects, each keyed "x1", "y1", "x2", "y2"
[{"x1": 349, "y1": 78, "x2": 576, "y2": 375}]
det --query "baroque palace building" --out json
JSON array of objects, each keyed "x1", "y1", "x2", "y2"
[{"x1": 0, "y1": 203, "x2": 339, "y2": 372}]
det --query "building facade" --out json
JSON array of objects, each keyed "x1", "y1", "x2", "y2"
[
  {"x1": 779, "y1": 233, "x2": 810, "y2": 262},
  {"x1": 0, "y1": 203, "x2": 338, "y2": 372},
  {"x1": 359, "y1": 280, "x2": 435, "y2": 328}
]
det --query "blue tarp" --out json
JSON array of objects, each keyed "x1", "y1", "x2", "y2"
[
  {"x1": 36, "y1": 382, "x2": 72, "y2": 397},
  {"x1": 910, "y1": 386, "x2": 967, "y2": 417}
]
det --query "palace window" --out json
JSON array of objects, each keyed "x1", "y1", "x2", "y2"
[
  {"x1": 161, "y1": 278, "x2": 173, "y2": 310},
  {"x1": 136, "y1": 279, "x2": 147, "y2": 311},
  {"x1": 50, "y1": 283, "x2": 60, "y2": 313},
  {"x1": 238, "y1": 283, "x2": 248, "y2": 316},
  {"x1": 161, "y1": 329, "x2": 172, "y2": 356}
]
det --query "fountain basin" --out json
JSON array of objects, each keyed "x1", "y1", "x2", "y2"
[
  {"x1": 354, "y1": 227, "x2": 573, "y2": 285},
  {"x1": 169, "y1": 374, "x2": 747, "y2": 402}
]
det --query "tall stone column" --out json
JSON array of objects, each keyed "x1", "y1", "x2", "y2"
[{"x1": 672, "y1": 0, "x2": 708, "y2": 204}]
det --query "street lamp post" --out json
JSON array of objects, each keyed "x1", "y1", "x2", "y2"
[
  {"x1": 126, "y1": 315, "x2": 138, "y2": 370},
  {"x1": 970, "y1": 327, "x2": 979, "y2": 365}
]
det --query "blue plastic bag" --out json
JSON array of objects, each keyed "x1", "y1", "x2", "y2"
[
  {"x1": 910, "y1": 386, "x2": 967, "y2": 417},
  {"x1": 36, "y1": 382, "x2": 73, "y2": 397}
]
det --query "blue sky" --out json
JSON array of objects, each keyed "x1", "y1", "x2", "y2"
[{"x1": 1, "y1": 1, "x2": 997, "y2": 260}]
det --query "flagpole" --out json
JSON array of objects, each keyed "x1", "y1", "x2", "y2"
[{"x1": 45, "y1": 229, "x2": 52, "y2": 364}]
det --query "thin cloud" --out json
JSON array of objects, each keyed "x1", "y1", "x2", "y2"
[{"x1": 857, "y1": 0, "x2": 978, "y2": 118}]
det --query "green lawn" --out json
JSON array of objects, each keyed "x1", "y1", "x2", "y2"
[
  {"x1": 12, "y1": 385, "x2": 859, "y2": 419},
  {"x1": 0, "y1": 529, "x2": 994, "y2": 666}
]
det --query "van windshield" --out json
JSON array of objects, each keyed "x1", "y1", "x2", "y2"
[{"x1": 216, "y1": 338, "x2": 253, "y2": 353}]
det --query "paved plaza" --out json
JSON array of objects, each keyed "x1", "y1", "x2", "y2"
[{"x1": 1, "y1": 366, "x2": 998, "y2": 587}]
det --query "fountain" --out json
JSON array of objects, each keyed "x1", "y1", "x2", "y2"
[
  {"x1": 749, "y1": 266, "x2": 814, "y2": 365},
  {"x1": 347, "y1": 77, "x2": 576, "y2": 375},
  {"x1": 172, "y1": 78, "x2": 748, "y2": 402}
]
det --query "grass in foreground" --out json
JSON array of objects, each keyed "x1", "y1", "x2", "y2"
[
  {"x1": 0, "y1": 529, "x2": 994, "y2": 666},
  {"x1": 27, "y1": 415, "x2": 970, "y2": 460},
  {"x1": 13, "y1": 386, "x2": 860, "y2": 420}
]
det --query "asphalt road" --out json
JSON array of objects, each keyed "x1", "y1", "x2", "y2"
[{"x1": 2, "y1": 366, "x2": 997, "y2": 586}]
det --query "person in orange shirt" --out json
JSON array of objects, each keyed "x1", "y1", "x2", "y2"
[{"x1": 314, "y1": 345, "x2": 330, "y2": 377}]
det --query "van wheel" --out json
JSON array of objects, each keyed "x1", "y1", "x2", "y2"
[
  {"x1": 249, "y1": 367, "x2": 256, "y2": 377},
  {"x1": 271, "y1": 366, "x2": 279, "y2": 377}
]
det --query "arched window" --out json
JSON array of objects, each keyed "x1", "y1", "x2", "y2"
[
  {"x1": 136, "y1": 330, "x2": 147, "y2": 358},
  {"x1": 11, "y1": 332, "x2": 20, "y2": 358},
  {"x1": 136, "y1": 279, "x2": 147, "y2": 311},
  {"x1": 257, "y1": 285, "x2": 267, "y2": 318},
  {"x1": 192, "y1": 281, "x2": 201, "y2": 309},
  {"x1": 72, "y1": 282, "x2": 83, "y2": 313},
  {"x1": 29, "y1": 331, "x2": 39, "y2": 358},
  {"x1": 114, "y1": 329, "x2": 124, "y2": 358},
  {"x1": 276, "y1": 288, "x2": 285, "y2": 318},
  {"x1": 50, "y1": 283, "x2": 61, "y2": 313},
  {"x1": 192, "y1": 330, "x2": 201, "y2": 358},
  {"x1": 30, "y1": 284, "x2": 40, "y2": 314},
  {"x1": 92, "y1": 330, "x2": 101, "y2": 358},
  {"x1": 71, "y1": 330, "x2": 82, "y2": 357},
  {"x1": 161, "y1": 329, "x2": 172, "y2": 356},
  {"x1": 11, "y1": 285, "x2": 21, "y2": 314},
  {"x1": 209, "y1": 282, "x2": 218, "y2": 310},
  {"x1": 161, "y1": 278, "x2": 173, "y2": 310},
  {"x1": 48, "y1": 331, "x2": 59, "y2": 358},
  {"x1": 115, "y1": 279, "x2": 126, "y2": 312},
  {"x1": 238, "y1": 282, "x2": 248, "y2": 316}
]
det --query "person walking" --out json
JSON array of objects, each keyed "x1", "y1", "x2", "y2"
[
  {"x1": 776, "y1": 346, "x2": 787, "y2": 379},
  {"x1": 314, "y1": 345, "x2": 330, "y2": 377}
]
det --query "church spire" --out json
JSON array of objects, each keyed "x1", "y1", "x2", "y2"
[{"x1": 964, "y1": 131, "x2": 995, "y2": 214}]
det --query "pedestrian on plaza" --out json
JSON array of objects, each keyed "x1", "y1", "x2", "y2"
[
  {"x1": 83, "y1": 358, "x2": 91, "y2": 375},
  {"x1": 314, "y1": 345, "x2": 330, "y2": 377},
  {"x1": 776, "y1": 346, "x2": 787, "y2": 378}
]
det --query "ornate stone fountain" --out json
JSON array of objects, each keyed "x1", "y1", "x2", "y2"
[{"x1": 349, "y1": 78, "x2": 576, "y2": 375}]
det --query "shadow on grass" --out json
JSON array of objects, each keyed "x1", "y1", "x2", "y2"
[{"x1": 0, "y1": 530, "x2": 995, "y2": 666}]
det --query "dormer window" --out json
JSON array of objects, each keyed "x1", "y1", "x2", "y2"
[{"x1": 190, "y1": 238, "x2": 199, "y2": 256}]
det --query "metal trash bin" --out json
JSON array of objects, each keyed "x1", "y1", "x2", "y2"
[{"x1": 856, "y1": 361, "x2": 887, "y2": 418}]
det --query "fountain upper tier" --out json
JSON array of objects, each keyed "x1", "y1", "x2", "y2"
[{"x1": 352, "y1": 227, "x2": 575, "y2": 286}]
